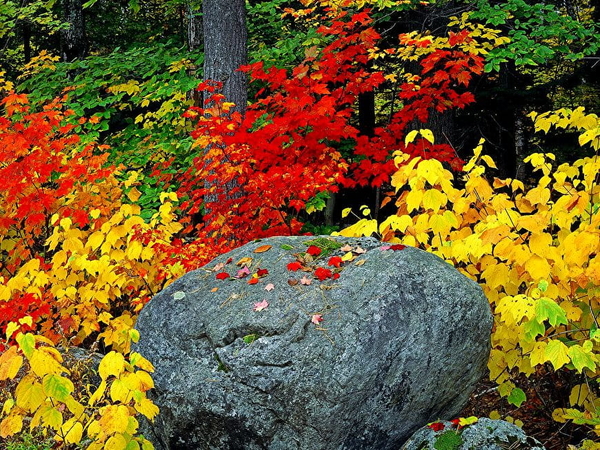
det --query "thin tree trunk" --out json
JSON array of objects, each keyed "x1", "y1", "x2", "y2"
[
  {"x1": 60, "y1": 0, "x2": 87, "y2": 62},
  {"x1": 514, "y1": 112, "x2": 526, "y2": 180}
]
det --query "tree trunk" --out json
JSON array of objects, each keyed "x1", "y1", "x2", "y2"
[
  {"x1": 202, "y1": 0, "x2": 247, "y2": 114},
  {"x1": 187, "y1": 1, "x2": 202, "y2": 51},
  {"x1": 60, "y1": 0, "x2": 87, "y2": 62}
]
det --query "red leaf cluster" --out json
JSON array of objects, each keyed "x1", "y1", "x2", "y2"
[{"x1": 178, "y1": 9, "x2": 483, "y2": 249}]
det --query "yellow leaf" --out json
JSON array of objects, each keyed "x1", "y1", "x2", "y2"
[
  {"x1": 2, "y1": 398, "x2": 14, "y2": 415},
  {"x1": 127, "y1": 187, "x2": 142, "y2": 202},
  {"x1": 99, "y1": 351, "x2": 126, "y2": 380},
  {"x1": 405, "y1": 189, "x2": 423, "y2": 212},
  {"x1": 110, "y1": 378, "x2": 133, "y2": 403},
  {"x1": 129, "y1": 353, "x2": 154, "y2": 372},
  {"x1": 419, "y1": 128, "x2": 434, "y2": 144},
  {"x1": 5, "y1": 322, "x2": 20, "y2": 342},
  {"x1": 89, "y1": 380, "x2": 107, "y2": 406},
  {"x1": 126, "y1": 240, "x2": 143, "y2": 260},
  {"x1": 529, "y1": 341, "x2": 547, "y2": 367},
  {"x1": 59, "y1": 418, "x2": 83, "y2": 445},
  {"x1": 29, "y1": 349, "x2": 65, "y2": 377},
  {"x1": 569, "y1": 384, "x2": 590, "y2": 407},
  {"x1": 525, "y1": 254, "x2": 552, "y2": 280},
  {"x1": 416, "y1": 159, "x2": 445, "y2": 186},
  {"x1": 31, "y1": 404, "x2": 63, "y2": 431},
  {"x1": 87, "y1": 231, "x2": 104, "y2": 251},
  {"x1": 404, "y1": 129, "x2": 419, "y2": 146},
  {"x1": 105, "y1": 434, "x2": 128, "y2": 450},
  {"x1": 544, "y1": 340, "x2": 570, "y2": 370},
  {"x1": 422, "y1": 189, "x2": 447, "y2": 212},
  {"x1": 0, "y1": 414, "x2": 23, "y2": 438},
  {"x1": 341, "y1": 252, "x2": 355, "y2": 262},
  {"x1": 135, "y1": 397, "x2": 159, "y2": 420},
  {"x1": 64, "y1": 395, "x2": 85, "y2": 418},
  {"x1": 135, "y1": 370, "x2": 155, "y2": 391},
  {"x1": 480, "y1": 154, "x2": 497, "y2": 168},
  {"x1": 99, "y1": 404, "x2": 130, "y2": 434},
  {"x1": 15, "y1": 376, "x2": 45, "y2": 412},
  {"x1": 159, "y1": 192, "x2": 178, "y2": 203}
]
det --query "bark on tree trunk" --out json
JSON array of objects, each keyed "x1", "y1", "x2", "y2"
[
  {"x1": 202, "y1": 0, "x2": 247, "y2": 114},
  {"x1": 187, "y1": 1, "x2": 202, "y2": 51},
  {"x1": 60, "y1": 0, "x2": 87, "y2": 62},
  {"x1": 201, "y1": 0, "x2": 247, "y2": 213}
]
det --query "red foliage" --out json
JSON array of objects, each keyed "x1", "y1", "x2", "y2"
[{"x1": 178, "y1": 9, "x2": 483, "y2": 250}]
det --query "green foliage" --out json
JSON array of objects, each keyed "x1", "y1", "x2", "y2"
[
  {"x1": 3, "y1": 431, "x2": 55, "y2": 450},
  {"x1": 466, "y1": 0, "x2": 600, "y2": 72},
  {"x1": 18, "y1": 42, "x2": 202, "y2": 219},
  {"x1": 434, "y1": 430, "x2": 463, "y2": 450}
]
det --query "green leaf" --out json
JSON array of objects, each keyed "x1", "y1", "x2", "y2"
[
  {"x1": 535, "y1": 297, "x2": 567, "y2": 327},
  {"x1": 567, "y1": 341, "x2": 597, "y2": 373},
  {"x1": 16, "y1": 333, "x2": 35, "y2": 359},
  {"x1": 42, "y1": 374, "x2": 74, "y2": 402},
  {"x1": 243, "y1": 334, "x2": 259, "y2": 344},
  {"x1": 507, "y1": 387, "x2": 526, "y2": 407},
  {"x1": 523, "y1": 319, "x2": 545, "y2": 341},
  {"x1": 434, "y1": 430, "x2": 463, "y2": 450}
]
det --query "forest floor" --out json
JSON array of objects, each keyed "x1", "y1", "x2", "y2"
[{"x1": 460, "y1": 369, "x2": 596, "y2": 449}]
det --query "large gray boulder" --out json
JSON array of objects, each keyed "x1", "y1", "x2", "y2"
[{"x1": 133, "y1": 236, "x2": 492, "y2": 449}]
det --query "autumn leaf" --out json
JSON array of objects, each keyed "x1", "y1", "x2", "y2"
[
  {"x1": 264, "y1": 283, "x2": 275, "y2": 291},
  {"x1": 248, "y1": 277, "x2": 259, "y2": 285},
  {"x1": 254, "y1": 245, "x2": 272, "y2": 253},
  {"x1": 256, "y1": 268, "x2": 269, "y2": 277},
  {"x1": 306, "y1": 245, "x2": 322, "y2": 256},
  {"x1": 328, "y1": 256, "x2": 343, "y2": 267},
  {"x1": 311, "y1": 314, "x2": 323, "y2": 324},
  {"x1": 287, "y1": 261, "x2": 302, "y2": 271},
  {"x1": 216, "y1": 272, "x2": 230, "y2": 280},
  {"x1": 314, "y1": 267, "x2": 333, "y2": 281},
  {"x1": 428, "y1": 422, "x2": 445, "y2": 432},
  {"x1": 300, "y1": 276, "x2": 312, "y2": 285},
  {"x1": 253, "y1": 300, "x2": 269, "y2": 311},
  {"x1": 236, "y1": 266, "x2": 251, "y2": 278}
]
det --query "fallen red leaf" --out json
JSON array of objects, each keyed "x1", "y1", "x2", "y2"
[
  {"x1": 216, "y1": 272, "x2": 230, "y2": 280},
  {"x1": 314, "y1": 267, "x2": 333, "y2": 281},
  {"x1": 248, "y1": 277, "x2": 259, "y2": 285},
  {"x1": 287, "y1": 261, "x2": 302, "y2": 271},
  {"x1": 328, "y1": 256, "x2": 343, "y2": 267},
  {"x1": 256, "y1": 268, "x2": 269, "y2": 277},
  {"x1": 306, "y1": 245, "x2": 322, "y2": 256},
  {"x1": 428, "y1": 422, "x2": 445, "y2": 432}
]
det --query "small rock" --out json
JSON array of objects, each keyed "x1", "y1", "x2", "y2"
[{"x1": 400, "y1": 418, "x2": 547, "y2": 450}]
